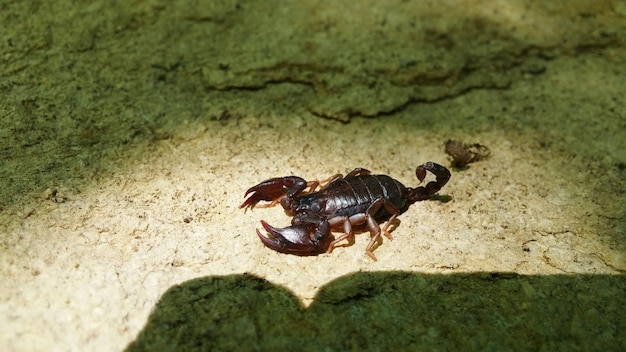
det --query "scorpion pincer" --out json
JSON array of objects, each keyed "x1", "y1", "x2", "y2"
[{"x1": 240, "y1": 162, "x2": 451, "y2": 261}]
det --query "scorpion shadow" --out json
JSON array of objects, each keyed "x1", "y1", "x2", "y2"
[{"x1": 125, "y1": 272, "x2": 625, "y2": 351}]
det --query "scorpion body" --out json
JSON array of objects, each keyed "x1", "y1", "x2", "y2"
[
  {"x1": 296, "y1": 173, "x2": 406, "y2": 219},
  {"x1": 241, "y1": 162, "x2": 451, "y2": 260}
]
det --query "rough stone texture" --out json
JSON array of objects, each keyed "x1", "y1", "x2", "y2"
[{"x1": 1, "y1": 0, "x2": 625, "y2": 351}]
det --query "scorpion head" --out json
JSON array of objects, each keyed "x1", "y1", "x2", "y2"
[{"x1": 256, "y1": 220, "x2": 330, "y2": 255}]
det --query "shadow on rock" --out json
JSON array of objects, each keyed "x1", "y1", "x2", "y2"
[{"x1": 126, "y1": 272, "x2": 625, "y2": 351}]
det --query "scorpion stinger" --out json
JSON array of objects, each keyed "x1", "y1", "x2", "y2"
[{"x1": 407, "y1": 162, "x2": 451, "y2": 203}]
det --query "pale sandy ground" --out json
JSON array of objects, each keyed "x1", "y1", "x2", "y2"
[{"x1": 1, "y1": 1, "x2": 625, "y2": 351}]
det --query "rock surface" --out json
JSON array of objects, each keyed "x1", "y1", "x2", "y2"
[{"x1": 1, "y1": 1, "x2": 624, "y2": 350}]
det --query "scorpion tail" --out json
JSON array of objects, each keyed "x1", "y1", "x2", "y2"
[{"x1": 407, "y1": 162, "x2": 451, "y2": 202}]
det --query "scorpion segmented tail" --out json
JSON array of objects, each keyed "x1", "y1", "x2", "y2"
[{"x1": 407, "y1": 162, "x2": 451, "y2": 202}]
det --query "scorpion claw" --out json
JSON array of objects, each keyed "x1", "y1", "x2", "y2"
[
  {"x1": 240, "y1": 177, "x2": 308, "y2": 209},
  {"x1": 257, "y1": 220, "x2": 328, "y2": 255},
  {"x1": 240, "y1": 179, "x2": 284, "y2": 209}
]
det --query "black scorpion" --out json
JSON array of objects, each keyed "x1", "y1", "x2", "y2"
[{"x1": 240, "y1": 162, "x2": 451, "y2": 260}]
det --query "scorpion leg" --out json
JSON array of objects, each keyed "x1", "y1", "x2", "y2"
[
  {"x1": 308, "y1": 167, "x2": 370, "y2": 191},
  {"x1": 326, "y1": 214, "x2": 363, "y2": 254},
  {"x1": 327, "y1": 197, "x2": 399, "y2": 261},
  {"x1": 306, "y1": 173, "x2": 342, "y2": 193},
  {"x1": 345, "y1": 168, "x2": 371, "y2": 178},
  {"x1": 363, "y1": 198, "x2": 400, "y2": 261},
  {"x1": 301, "y1": 168, "x2": 369, "y2": 195},
  {"x1": 311, "y1": 168, "x2": 368, "y2": 200}
]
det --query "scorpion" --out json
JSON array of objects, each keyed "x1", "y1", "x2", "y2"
[{"x1": 240, "y1": 162, "x2": 451, "y2": 261}]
